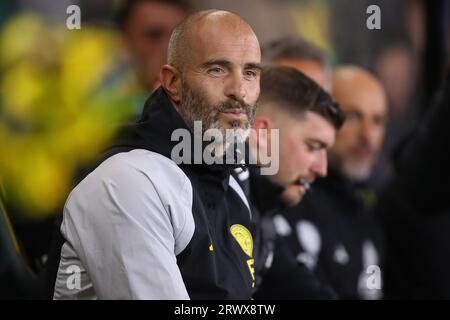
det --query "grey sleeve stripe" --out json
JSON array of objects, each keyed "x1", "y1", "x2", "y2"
[
  {"x1": 172, "y1": 174, "x2": 195, "y2": 256},
  {"x1": 229, "y1": 175, "x2": 252, "y2": 219}
]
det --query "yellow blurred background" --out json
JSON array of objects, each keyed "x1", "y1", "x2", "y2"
[{"x1": 0, "y1": 12, "x2": 135, "y2": 220}]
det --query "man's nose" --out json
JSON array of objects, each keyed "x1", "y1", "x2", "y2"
[
  {"x1": 224, "y1": 72, "x2": 246, "y2": 103},
  {"x1": 360, "y1": 119, "x2": 377, "y2": 147},
  {"x1": 311, "y1": 151, "x2": 328, "y2": 178}
]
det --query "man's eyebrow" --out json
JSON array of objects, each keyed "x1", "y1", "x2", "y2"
[
  {"x1": 244, "y1": 62, "x2": 262, "y2": 71},
  {"x1": 199, "y1": 60, "x2": 262, "y2": 71},
  {"x1": 200, "y1": 59, "x2": 232, "y2": 69},
  {"x1": 308, "y1": 138, "x2": 328, "y2": 149},
  {"x1": 345, "y1": 106, "x2": 363, "y2": 115},
  {"x1": 375, "y1": 113, "x2": 389, "y2": 123}
]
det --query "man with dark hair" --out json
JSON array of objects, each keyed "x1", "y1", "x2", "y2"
[
  {"x1": 116, "y1": 0, "x2": 187, "y2": 92},
  {"x1": 263, "y1": 36, "x2": 331, "y2": 91},
  {"x1": 116, "y1": 0, "x2": 188, "y2": 30},
  {"x1": 253, "y1": 66, "x2": 342, "y2": 206},
  {"x1": 50, "y1": 9, "x2": 262, "y2": 300},
  {"x1": 232, "y1": 66, "x2": 343, "y2": 299}
]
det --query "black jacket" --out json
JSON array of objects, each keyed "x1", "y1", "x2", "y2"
[
  {"x1": 233, "y1": 167, "x2": 336, "y2": 299},
  {"x1": 279, "y1": 169, "x2": 385, "y2": 300}
]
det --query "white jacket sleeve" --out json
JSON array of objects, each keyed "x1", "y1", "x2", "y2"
[{"x1": 54, "y1": 150, "x2": 194, "y2": 300}]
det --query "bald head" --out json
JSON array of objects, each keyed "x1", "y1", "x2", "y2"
[
  {"x1": 160, "y1": 9, "x2": 261, "y2": 140},
  {"x1": 167, "y1": 10, "x2": 259, "y2": 71},
  {"x1": 332, "y1": 65, "x2": 386, "y2": 106},
  {"x1": 329, "y1": 65, "x2": 388, "y2": 181}
]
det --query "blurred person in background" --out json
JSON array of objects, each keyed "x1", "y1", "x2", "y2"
[
  {"x1": 263, "y1": 36, "x2": 331, "y2": 92},
  {"x1": 370, "y1": 41, "x2": 420, "y2": 190},
  {"x1": 111, "y1": 0, "x2": 188, "y2": 115},
  {"x1": 277, "y1": 65, "x2": 388, "y2": 300},
  {"x1": 117, "y1": 0, "x2": 187, "y2": 91},
  {"x1": 329, "y1": 0, "x2": 425, "y2": 191}
]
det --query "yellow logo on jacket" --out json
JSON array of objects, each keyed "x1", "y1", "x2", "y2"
[{"x1": 230, "y1": 224, "x2": 255, "y2": 287}]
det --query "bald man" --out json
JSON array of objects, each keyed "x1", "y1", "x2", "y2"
[
  {"x1": 329, "y1": 66, "x2": 388, "y2": 182},
  {"x1": 277, "y1": 65, "x2": 388, "y2": 300},
  {"x1": 50, "y1": 10, "x2": 262, "y2": 299}
]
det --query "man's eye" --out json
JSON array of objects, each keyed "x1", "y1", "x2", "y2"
[
  {"x1": 374, "y1": 116, "x2": 387, "y2": 127},
  {"x1": 144, "y1": 28, "x2": 165, "y2": 41},
  {"x1": 345, "y1": 111, "x2": 359, "y2": 121},
  {"x1": 208, "y1": 67, "x2": 225, "y2": 75},
  {"x1": 244, "y1": 70, "x2": 257, "y2": 78},
  {"x1": 307, "y1": 143, "x2": 321, "y2": 152}
]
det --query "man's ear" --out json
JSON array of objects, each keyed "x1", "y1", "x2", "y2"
[
  {"x1": 160, "y1": 64, "x2": 182, "y2": 104},
  {"x1": 252, "y1": 116, "x2": 273, "y2": 152}
]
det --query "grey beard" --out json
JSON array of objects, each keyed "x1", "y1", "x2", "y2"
[
  {"x1": 177, "y1": 83, "x2": 254, "y2": 159},
  {"x1": 178, "y1": 81, "x2": 255, "y2": 136}
]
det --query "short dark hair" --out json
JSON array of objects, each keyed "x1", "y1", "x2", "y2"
[
  {"x1": 263, "y1": 36, "x2": 328, "y2": 67},
  {"x1": 116, "y1": 0, "x2": 189, "y2": 31},
  {"x1": 259, "y1": 66, "x2": 344, "y2": 130}
]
